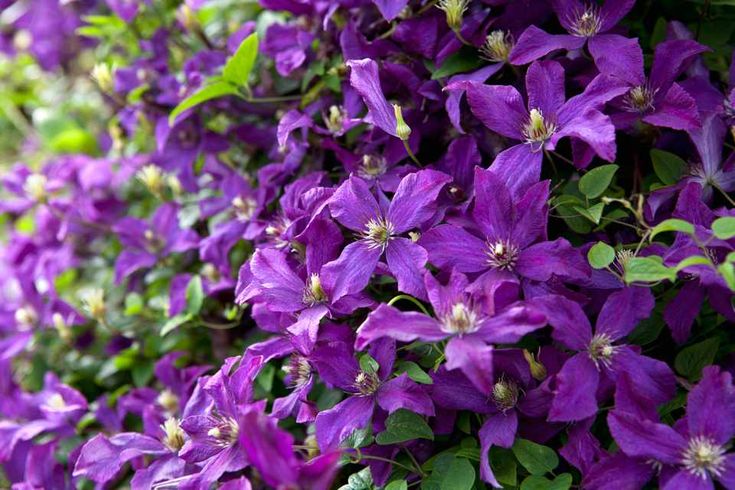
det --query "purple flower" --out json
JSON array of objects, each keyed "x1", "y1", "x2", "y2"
[
  {"x1": 313, "y1": 339, "x2": 434, "y2": 450},
  {"x1": 447, "y1": 60, "x2": 627, "y2": 177},
  {"x1": 534, "y1": 288, "x2": 675, "y2": 421},
  {"x1": 420, "y1": 167, "x2": 590, "y2": 293},
  {"x1": 113, "y1": 203, "x2": 199, "y2": 283},
  {"x1": 356, "y1": 269, "x2": 546, "y2": 393},
  {"x1": 322, "y1": 169, "x2": 451, "y2": 300},
  {"x1": 510, "y1": 0, "x2": 636, "y2": 65},
  {"x1": 609, "y1": 366, "x2": 735, "y2": 489}
]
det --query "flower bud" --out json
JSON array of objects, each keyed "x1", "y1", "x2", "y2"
[
  {"x1": 393, "y1": 104, "x2": 411, "y2": 141},
  {"x1": 137, "y1": 165, "x2": 165, "y2": 197},
  {"x1": 438, "y1": 0, "x2": 469, "y2": 32},
  {"x1": 523, "y1": 350, "x2": 547, "y2": 381},
  {"x1": 91, "y1": 63, "x2": 114, "y2": 93}
]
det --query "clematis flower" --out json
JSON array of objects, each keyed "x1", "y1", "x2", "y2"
[
  {"x1": 322, "y1": 169, "x2": 451, "y2": 300},
  {"x1": 609, "y1": 366, "x2": 735, "y2": 489},
  {"x1": 240, "y1": 408, "x2": 340, "y2": 490},
  {"x1": 420, "y1": 167, "x2": 590, "y2": 294},
  {"x1": 262, "y1": 23, "x2": 314, "y2": 76},
  {"x1": 447, "y1": 60, "x2": 628, "y2": 181},
  {"x1": 603, "y1": 39, "x2": 708, "y2": 131},
  {"x1": 534, "y1": 288, "x2": 675, "y2": 421},
  {"x1": 509, "y1": 0, "x2": 636, "y2": 65},
  {"x1": 356, "y1": 269, "x2": 546, "y2": 393},
  {"x1": 313, "y1": 339, "x2": 434, "y2": 450},
  {"x1": 112, "y1": 203, "x2": 199, "y2": 283},
  {"x1": 431, "y1": 349, "x2": 557, "y2": 487}
]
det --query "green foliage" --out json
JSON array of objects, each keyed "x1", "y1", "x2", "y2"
[
  {"x1": 421, "y1": 453, "x2": 476, "y2": 490},
  {"x1": 579, "y1": 164, "x2": 619, "y2": 199},
  {"x1": 511, "y1": 439, "x2": 559, "y2": 476},
  {"x1": 676, "y1": 337, "x2": 721, "y2": 380},
  {"x1": 651, "y1": 149, "x2": 686, "y2": 185},
  {"x1": 376, "y1": 409, "x2": 434, "y2": 445},
  {"x1": 588, "y1": 242, "x2": 616, "y2": 269}
]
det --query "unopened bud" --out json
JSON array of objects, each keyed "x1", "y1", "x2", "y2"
[
  {"x1": 137, "y1": 165, "x2": 164, "y2": 196},
  {"x1": 523, "y1": 350, "x2": 547, "y2": 381},
  {"x1": 393, "y1": 104, "x2": 411, "y2": 141},
  {"x1": 91, "y1": 63, "x2": 114, "y2": 93}
]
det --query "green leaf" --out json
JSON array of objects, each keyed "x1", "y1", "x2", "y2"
[
  {"x1": 674, "y1": 256, "x2": 712, "y2": 272},
  {"x1": 650, "y1": 219, "x2": 695, "y2": 240},
  {"x1": 421, "y1": 454, "x2": 476, "y2": 490},
  {"x1": 396, "y1": 361, "x2": 433, "y2": 384},
  {"x1": 338, "y1": 467, "x2": 373, "y2": 490},
  {"x1": 719, "y1": 262, "x2": 735, "y2": 291},
  {"x1": 712, "y1": 217, "x2": 735, "y2": 240},
  {"x1": 185, "y1": 275, "x2": 204, "y2": 315},
  {"x1": 49, "y1": 128, "x2": 98, "y2": 155},
  {"x1": 160, "y1": 313, "x2": 193, "y2": 336},
  {"x1": 588, "y1": 242, "x2": 616, "y2": 269},
  {"x1": 623, "y1": 256, "x2": 676, "y2": 284},
  {"x1": 344, "y1": 425, "x2": 373, "y2": 449},
  {"x1": 520, "y1": 473, "x2": 573, "y2": 490},
  {"x1": 489, "y1": 447, "x2": 517, "y2": 487},
  {"x1": 579, "y1": 164, "x2": 619, "y2": 198},
  {"x1": 358, "y1": 353, "x2": 379, "y2": 374},
  {"x1": 385, "y1": 481, "x2": 408, "y2": 490},
  {"x1": 650, "y1": 149, "x2": 686, "y2": 185},
  {"x1": 573, "y1": 202, "x2": 605, "y2": 224},
  {"x1": 431, "y1": 48, "x2": 484, "y2": 79},
  {"x1": 512, "y1": 438, "x2": 559, "y2": 476},
  {"x1": 222, "y1": 33, "x2": 259, "y2": 87},
  {"x1": 376, "y1": 409, "x2": 434, "y2": 445},
  {"x1": 675, "y1": 337, "x2": 720, "y2": 380},
  {"x1": 132, "y1": 361, "x2": 154, "y2": 387},
  {"x1": 169, "y1": 80, "x2": 240, "y2": 125},
  {"x1": 124, "y1": 293, "x2": 144, "y2": 316}
]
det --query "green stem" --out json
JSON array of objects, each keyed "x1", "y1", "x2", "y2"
[
  {"x1": 387, "y1": 294, "x2": 430, "y2": 316},
  {"x1": 402, "y1": 139, "x2": 421, "y2": 165}
]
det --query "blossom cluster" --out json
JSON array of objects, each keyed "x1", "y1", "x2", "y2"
[{"x1": 1, "y1": 0, "x2": 735, "y2": 489}]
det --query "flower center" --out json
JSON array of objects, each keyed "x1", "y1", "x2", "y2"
[
  {"x1": 363, "y1": 217, "x2": 395, "y2": 250},
  {"x1": 588, "y1": 333, "x2": 616, "y2": 369},
  {"x1": 437, "y1": 0, "x2": 469, "y2": 31},
  {"x1": 522, "y1": 109, "x2": 557, "y2": 150},
  {"x1": 486, "y1": 239, "x2": 520, "y2": 271},
  {"x1": 682, "y1": 436, "x2": 727, "y2": 479},
  {"x1": 303, "y1": 273, "x2": 327, "y2": 306},
  {"x1": 137, "y1": 164, "x2": 165, "y2": 196},
  {"x1": 283, "y1": 354, "x2": 312, "y2": 388},
  {"x1": 569, "y1": 5, "x2": 602, "y2": 37},
  {"x1": 325, "y1": 105, "x2": 347, "y2": 134},
  {"x1": 46, "y1": 393, "x2": 67, "y2": 410},
  {"x1": 441, "y1": 302, "x2": 479, "y2": 335},
  {"x1": 625, "y1": 85, "x2": 657, "y2": 113},
  {"x1": 354, "y1": 371, "x2": 380, "y2": 396},
  {"x1": 231, "y1": 196, "x2": 257, "y2": 221},
  {"x1": 23, "y1": 173, "x2": 48, "y2": 202},
  {"x1": 481, "y1": 30, "x2": 513, "y2": 63},
  {"x1": 157, "y1": 389, "x2": 180, "y2": 414},
  {"x1": 492, "y1": 378, "x2": 520, "y2": 412},
  {"x1": 14, "y1": 305, "x2": 38, "y2": 328},
  {"x1": 144, "y1": 229, "x2": 165, "y2": 252},
  {"x1": 207, "y1": 416, "x2": 239, "y2": 447},
  {"x1": 358, "y1": 155, "x2": 388, "y2": 179},
  {"x1": 161, "y1": 417, "x2": 186, "y2": 451},
  {"x1": 81, "y1": 288, "x2": 106, "y2": 321}
]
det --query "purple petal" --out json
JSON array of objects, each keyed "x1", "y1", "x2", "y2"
[
  {"x1": 516, "y1": 238, "x2": 590, "y2": 282},
  {"x1": 661, "y1": 471, "x2": 714, "y2": 490},
  {"x1": 371, "y1": 0, "x2": 409, "y2": 21},
  {"x1": 525, "y1": 60, "x2": 566, "y2": 116},
  {"x1": 315, "y1": 396, "x2": 375, "y2": 450},
  {"x1": 643, "y1": 83, "x2": 700, "y2": 131},
  {"x1": 277, "y1": 109, "x2": 312, "y2": 147},
  {"x1": 248, "y1": 248, "x2": 305, "y2": 312},
  {"x1": 686, "y1": 366, "x2": 735, "y2": 444},
  {"x1": 549, "y1": 353, "x2": 599, "y2": 421},
  {"x1": 614, "y1": 347, "x2": 676, "y2": 408},
  {"x1": 473, "y1": 304, "x2": 547, "y2": 344},
  {"x1": 472, "y1": 167, "x2": 513, "y2": 240},
  {"x1": 355, "y1": 304, "x2": 444, "y2": 351},
  {"x1": 388, "y1": 169, "x2": 451, "y2": 233},
  {"x1": 446, "y1": 65, "x2": 504, "y2": 133},
  {"x1": 552, "y1": 109, "x2": 618, "y2": 162},
  {"x1": 596, "y1": 287, "x2": 654, "y2": 341},
  {"x1": 419, "y1": 224, "x2": 488, "y2": 273},
  {"x1": 377, "y1": 373, "x2": 435, "y2": 416},
  {"x1": 509, "y1": 25, "x2": 585, "y2": 65},
  {"x1": 328, "y1": 176, "x2": 380, "y2": 232},
  {"x1": 347, "y1": 58, "x2": 397, "y2": 137},
  {"x1": 479, "y1": 411, "x2": 518, "y2": 486},
  {"x1": 448, "y1": 81, "x2": 526, "y2": 139},
  {"x1": 599, "y1": 0, "x2": 637, "y2": 31},
  {"x1": 321, "y1": 240, "x2": 381, "y2": 302},
  {"x1": 489, "y1": 144, "x2": 544, "y2": 200},
  {"x1": 583, "y1": 453, "x2": 654, "y2": 490},
  {"x1": 445, "y1": 337, "x2": 494, "y2": 394},
  {"x1": 531, "y1": 295, "x2": 592, "y2": 350},
  {"x1": 607, "y1": 411, "x2": 685, "y2": 464},
  {"x1": 663, "y1": 281, "x2": 705, "y2": 344},
  {"x1": 588, "y1": 34, "x2": 644, "y2": 85},
  {"x1": 650, "y1": 39, "x2": 708, "y2": 93}
]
